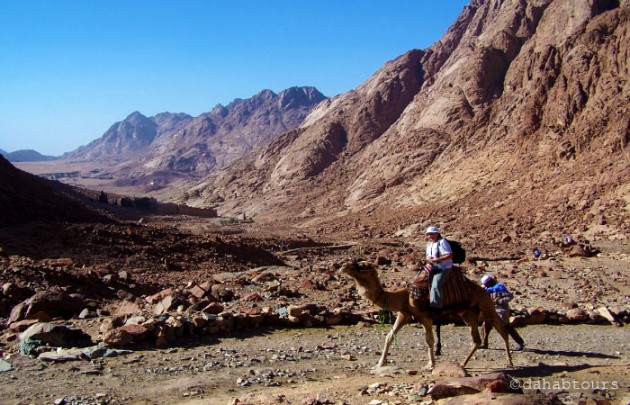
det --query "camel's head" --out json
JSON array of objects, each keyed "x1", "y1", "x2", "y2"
[{"x1": 339, "y1": 259, "x2": 378, "y2": 280}]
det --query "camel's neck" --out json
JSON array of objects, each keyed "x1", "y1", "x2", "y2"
[{"x1": 353, "y1": 276, "x2": 387, "y2": 308}]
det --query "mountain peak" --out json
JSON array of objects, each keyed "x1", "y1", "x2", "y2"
[{"x1": 278, "y1": 87, "x2": 327, "y2": 110}]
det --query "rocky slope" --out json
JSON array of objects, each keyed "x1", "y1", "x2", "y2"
[
  {"x1": 62, "y1": 87, "x2": 327, "y2": 188},
  {"x1": 0, "y1": 156, "x2": 109, "y2": 226},
  {"x1": 188, "y1": 0, "x2": 629, "y2": 247}
]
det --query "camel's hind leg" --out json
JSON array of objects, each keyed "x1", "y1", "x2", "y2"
[
  {"x1": 435, "y1": 321, "x2": 442, "y2": 355},
  {"x1": 481, "y1": 320, "x2": 492, "y2": 348},
  {"x1": 460, "y1": 310, "x2": 482, "y2": 368},
  {"x1": 376, "y1": 311, "x2": 409, "y2": 368},
  {"x1": 489, "y1": 314, "x2": 514, "y2": 367}
]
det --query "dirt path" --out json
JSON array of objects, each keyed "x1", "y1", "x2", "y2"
[{"x1": 1, "y1": 324, "x2": 628, "y2": 404}]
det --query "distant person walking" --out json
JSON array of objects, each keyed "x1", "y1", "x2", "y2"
[
  {"x1": 480, "y1": 275, "x2": 524, "y2": 351},
  {"x1": 424, "y1": 226, "x2": 453, "y2": 316}
]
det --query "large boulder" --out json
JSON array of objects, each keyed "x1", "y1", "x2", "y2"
[
  {"x1": 19, "y1": 322, "x2": 93, "y2": 355},
  {"x1": 9, "y1": 291, "x2": 84, "y2": 324}
]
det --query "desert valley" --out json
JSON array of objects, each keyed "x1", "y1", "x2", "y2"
[{"x1": 1, "y1": 0, "x2": 629, "y2": 404}]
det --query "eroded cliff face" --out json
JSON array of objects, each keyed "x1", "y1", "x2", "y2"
[{"x1": 189, "y1": 0, "x2": 629, "y2": 241}]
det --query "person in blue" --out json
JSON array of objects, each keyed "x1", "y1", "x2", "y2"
[
  {"x1": 425, "y1": 226, "x2": 453, "y2": 316},
  {"x1": 480, "y1": 275, "x2": 524, "y2": 351}
]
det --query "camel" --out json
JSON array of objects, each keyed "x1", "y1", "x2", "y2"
[{"x1": 340, "y1": 260, "x2": 513, "y2": 370}]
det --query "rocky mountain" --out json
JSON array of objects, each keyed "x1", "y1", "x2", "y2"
[
  {"x1": 62, "y1": 87, "x2": 327, "y2": 186},
  {"x1": 1, "y1": 149, "x2": 57, "y2": 162},
  {"x1": 0, "y1": 156, "x2": 109, "y2": 226},
  {"x1": 63, "y1": 111, "x2": 192, "y2": 161},
  {"x1": 187, "y1": 0, "x2": 629, "y2": 243}
]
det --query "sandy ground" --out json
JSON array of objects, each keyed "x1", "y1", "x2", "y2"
[{"x1": 0, "y1": 323, "x2": 628, "y2": 405}]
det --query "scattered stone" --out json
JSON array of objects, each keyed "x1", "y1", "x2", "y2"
[
  {"x1": 0, "y1": 359, "x2": 13, "y2": 372},
  {"x1": 431, "y1": 362, "x2": 469, "y2": 378},
  {"x1": 146, "y1": 288, "x2": 173, "y2": 304},
  {"x1": 103, "y1": 324, "x2": 150, "y2": 346},
  {"x1": 44, "y1": 258, "x2": 74, "y2": 267},
  {"x1": 565, "y1": 308, "x2": 589, "y2": 322},
  {"x1": 596, "y1": 306, "x2": 622, "y2": 326}
]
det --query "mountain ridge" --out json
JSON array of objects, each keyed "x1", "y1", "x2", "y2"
[
  {"x1": 186, "y1": 0, "x2": 629, "y2": 243},
  {"x1": 60, "y1": 86, "x2": 327, "y2": 188},
  {"x1": 0, "y1": 149, "x2": 57, "y2": 162}
]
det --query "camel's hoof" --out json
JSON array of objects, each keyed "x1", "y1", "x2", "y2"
[
  {"x1": 422, "y1": 364, "x2": 434, "y2": 372},
  {"x1": 435, "y1": 349, "x2": 442, "y2": 356}
]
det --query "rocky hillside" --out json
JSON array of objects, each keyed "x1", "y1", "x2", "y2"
[
  {"x1": 62, "y1": 87, "x2": 327, "y2": 186},
  {"x1": 188, "y1": 0, "x2": 629, "y2": 246},
  {"x1": 0, "y1": 156, "x2": 109, "y2": 226}
]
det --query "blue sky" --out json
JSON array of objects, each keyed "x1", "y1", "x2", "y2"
[{"x1": 0, "y1": 1, "x2": 469, "y2": 156}]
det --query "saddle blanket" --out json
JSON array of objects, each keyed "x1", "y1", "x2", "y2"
[
  {"x1": 410, "y1": 266, "x2": 470, "y2": 307},
  {"x1": 439, "y1": 266, "x2": 470, "y2": 307}
]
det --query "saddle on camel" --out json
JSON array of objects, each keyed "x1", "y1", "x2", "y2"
[
  {"x1": 340, "y1": 260, "x2": 513, "y2": 370},
  {"x1": 409, "y1": 265, "x2": 471, "y2": 355},
  {"x1": 409, "y1": 264, "x2": 471, "y2": 312}
]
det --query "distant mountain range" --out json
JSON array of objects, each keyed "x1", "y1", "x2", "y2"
[
  {"x1": 62, "y1": 86, "x2": 327, "y2": 187},
  {"x1": 0, "y1": 149, "x2": 57, "y2": 162}
]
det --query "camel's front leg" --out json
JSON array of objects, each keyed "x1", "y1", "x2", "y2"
[
  {"x1": 420, "y1": 317, "x2": 435, "y2": 370},
  {"x1": 376, "y1": 311, "x2": 409, "y2": 367}
]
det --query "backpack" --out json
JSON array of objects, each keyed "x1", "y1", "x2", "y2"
[
  {"x1": 446, "y1": 239, "x2": 466, "y2": 264},
  {"x1": 436, "y1": 238, "x2": 466, "y2": 264}
]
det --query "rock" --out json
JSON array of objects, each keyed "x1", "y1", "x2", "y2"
[
  {"x1": 8, "y1": 318, "x2": 39, "y2": 332},
  {"x1": 240, "y1": 306, "x2": 262, "y2": 316},
  {"x1": 565, "y1": 308, "x2": 589, "y2": 322},
  {"x1": 0, "y1": 359, "x2": 13, "y2": 372},
  {"x1": 2, "y1": 283, "x2": 33, "y2": 301},
  {"x1": 300, "y1": 279, "x2": 318, "y2": 290},
  {"x1": 568, "y1": 245, "x2": 587, "y2": 257},
  {"x1": 114, "y1": 300, "x2": 141, "y2": 316},
  {"x1": 19, "y1": 323, "x2": 93, "y2": 355},
  {"x1": 524, "y1": 307, "x2": 547, "y2": 325},
  {"x1": 437, "y1": 391, "x2": 559, "y2": 404},
  {"x1": 99, "y1": 316, "x2": 125, "y2": 334},
  {"x1": 201, "y1": 302, "x2": 224, "y2": 314},
  {"x1": 431, "y1": 362, "x2": 469, "y2": 378},
  {"x1": 23, "y1": 291, "x2": 84, "y2": 320},
  {"x1": 211, "y1": 284, "x2": 234, "y2": 302},
  {"x1": 428, "y1": 372, "x2": 520, "y2": 400},
  {"x1": 145, "y1": 288, "x2": 173, "y2": 304},
  {"x1": 8, "y1": 301, "x2": 28, "y2": 324},
  {"x1": 44, "y1": 258, "x2": 74, "y2": 267},
  {"x1": 188, "y1": 285, "x2": 206, "y2": 299},
  {"x1": 244, "y1": 292, "x2": 263, "y2": 302},
  {"x1": 251, "y1": 272, "x2": 279, "y2": 284},
  {"x1": 595, "y1": 306, "x2": 622, "y2": 326},
  {"x1": 103, "y1": 324, "x2": 150, "y2": 346},
  {"x1": 428, "y1": 382, "x2": 479, "y2": 400}
]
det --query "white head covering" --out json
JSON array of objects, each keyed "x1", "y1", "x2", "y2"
[
  {"x1": 481, "y1": 275, "x2": 493, "y2": 285},
  {"x1": 425, "y1": 226, "x2": 440, "y2": 234}
]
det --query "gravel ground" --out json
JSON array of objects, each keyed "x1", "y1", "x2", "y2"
[{"x1": 0, "y1": 324, "x2": 628, "y2": 404}]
